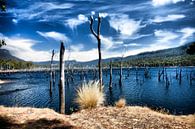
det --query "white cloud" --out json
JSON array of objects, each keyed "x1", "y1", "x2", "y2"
[
  {"x1": 151, "y1": 14, "x2": 185, "y2": 23},
  {"x1": 99, "y1": 13, "x2": 108, "y2": 18},
  {"x1": 179, "y1": 27, "x2": 195, "y2": 45},
  {"x1": 109, "y1": 14, "x2": 142, "y2": 36},
  {"x1": 10, "y1": 2, "x2": 74, "y2": 20},
  {"x1": 89, "y1": 34, "x2": 123, "y2": 50},
  {"x1": 0, "y1": 34, "x2": 52, "y2": 61},
  {"x1": 124, "y1": 43, "x2": 141, "y2": 47},
  {"x1": 154, "y1": 30, "x2": 179, "y2": 43},
  {"x1": 152, "y1": 0, "x2": 185, "y2": 7},
  {"x1": 65, "y1": 14, "x2": 88, "y2": 30},
  {"x1": 37, "y1": 31, "x2": 69, "y2": 42},
  {"x1": 91, "y1": 11, "x2": 95, "y2": 15},
  {"x1": 12, "y1": 19, "x2": 18, "y2": 24},
  {"x1": 70, "y1": 44, "x2": 84, "y2": 52}
]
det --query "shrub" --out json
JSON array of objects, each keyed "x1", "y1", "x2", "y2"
[
  {"x1": 75, "y1": 81, "x2": 105, "y2": 109},
  {"x1": 115, "y1": 98, "x2": 126, "y2": 108}
]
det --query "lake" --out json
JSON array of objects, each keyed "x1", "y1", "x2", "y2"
[{"x1": 0, "y1": 67, "x2": 194, "y2": 115}]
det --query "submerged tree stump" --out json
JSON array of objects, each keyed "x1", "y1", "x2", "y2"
[{"x1": 50, "y1": 50, "x2": 55, "y2": 95}]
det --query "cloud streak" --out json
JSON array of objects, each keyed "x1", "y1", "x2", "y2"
[
  {"x1": 37, "y1": 31, "x2": 70, "y2": 42},
  {"x1": 152, "y1": 0, "x2": 185, "y2": 7},
  {"x1": 151, "y1": 14, "x2": 185, "y2": 23}
]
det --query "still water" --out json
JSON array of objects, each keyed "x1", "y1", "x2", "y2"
[{"x1": 0, "y1": 67, "x2": 194, "y2": 115}]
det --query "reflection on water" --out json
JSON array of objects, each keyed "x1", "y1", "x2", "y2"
[{"x1": 0, "y1": 67, "x2": 194, "y2": 115}]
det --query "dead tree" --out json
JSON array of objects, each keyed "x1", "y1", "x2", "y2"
[
  {"x1": 109, "y1": 60, "x2": 112, "y2": 89},
  {"x1": 119, "y1": 58, "x2": 123, "y2": 86},
  {"x1": 59, "y1": 42, "x2": 65, "y2": 114},
  {"x1": 179, "y1": 68, "x2": 182, "y2": 84},
  {"x1": 90, "y1": 15, "x2": 102, "y2": 91},
  {"x1": 50, "y1": 50, "x2": 55, "y2": 94},
  {"x1": 136, "y1": 66, "x2": 138, "y2": 82}
]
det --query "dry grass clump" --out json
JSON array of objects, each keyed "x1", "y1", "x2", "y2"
[
  {"x1": 115, "y1": 98, "x2": 126, "y2": 108},
  {"x1": 76, "y1": 81, "x2": 105, "y2": 109}
]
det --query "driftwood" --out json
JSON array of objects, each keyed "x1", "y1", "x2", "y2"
[
  {"x1": 90, "y1": 15, "x2": 102, "y2": 91},
  {"x1": 59, "y1": 42, "x2": 65, "y2": 114}
]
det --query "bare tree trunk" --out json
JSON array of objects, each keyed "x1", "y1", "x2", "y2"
[
  {"x1": 179, "y1": 68, "x2": 182, "y2": 85},
  {"x1": 109, "y1": 60, "x2": 112, "y2": 89},
  {"x1": 50, "y1": 50, "x2": 55, "y2": 94},
  {"x1": 59, "y1": 42, "x2": 65, "y2": 114},
  {"x1": 90, "y1": 15, "x2": 102, "y2": 91},
  {"x1": 119, "y1": 58, "x2": 122, "y2": 86}
]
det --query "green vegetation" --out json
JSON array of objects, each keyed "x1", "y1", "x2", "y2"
[
  {"x1": 0, "y1": 0, "x2": 6, "y2": 12},
  {"x1": 0, "y1": 59, "x2": 35, "y2": 70},
  {"x1": 186, "y1": 43, "x2": 195, "y2": 55},
  {"x1": 103, "y1": 55, "x2": 195, "y2": 67}
]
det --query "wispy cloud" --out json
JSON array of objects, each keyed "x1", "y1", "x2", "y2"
[
  {"x1": 152, "y1": 0, "x2": 185, "y2": 7},
  {"x1": 151, "y1": 14, "x2": 185, "y2": 23},
  {"x1": 179, "y1": 27, "x2": 195, "y2": 45},
  {"x1": 90, "y1": 34, "x2": 123, "y2": 50},
  {"x1": 154, "y1": 29, "x2": 179, "y2": 43},
  {"x1": 10, "y1": 2, "x2": 74, "y2": 20},
  {"x1": 109, "y1": 14, "x2": 143, "y2": 36},
  {"x1": 70, "y1": 44, "x2": 84, "y2": 52},
  {"x1": 0, "y1": 34, "x2": 52, "y2": 61},
  {"x1": 37, "y1": 31, "x2": 70, "y2": 42},
  {"x1": 65, "y1": 14, "x2": 88, "y2": 30}
]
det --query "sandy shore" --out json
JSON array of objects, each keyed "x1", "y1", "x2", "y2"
[{"x1": 0, "y1": 106, "x2": 194, "y2": 129}]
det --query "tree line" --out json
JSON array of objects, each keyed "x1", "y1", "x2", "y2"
[
  {"x1": 103, "y1": 55, "x2": 195, "y2": 67},
  {"x1": 0, "y1": 59, "x2": 34, "y2": 70}
]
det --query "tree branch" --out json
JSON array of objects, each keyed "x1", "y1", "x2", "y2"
[{"x1": 90, "y1": 16, "x2": 98, "y2": 39}]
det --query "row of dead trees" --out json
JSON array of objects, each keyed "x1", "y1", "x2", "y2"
[{"x1": 49, "y1": 14, "x2": 103, "y2": 114}]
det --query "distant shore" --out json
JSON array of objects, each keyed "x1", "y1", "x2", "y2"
[{"x1": 0, "y1": 66, "x2": 194, "y2": 74}]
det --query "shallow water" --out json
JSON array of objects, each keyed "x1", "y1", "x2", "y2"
[{"x1": 0, "y1": 67, "x2": 194, "y2": 115}]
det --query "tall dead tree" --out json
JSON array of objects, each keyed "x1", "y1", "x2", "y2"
[
  {"x1": 50, "y1": 50, "x2": 55, "y2": 94},
  {"x1": 109, "y1": 60, "x2": 112, "y2": 89},
  {"x1": 90, "y1": 14, "x2": 102, "y2": 91},
  {"x1": 119, "y1": 58, "x2": 123, "y2": 86},
  {"x1": 59, "y1": 42, "x2": 65, "y2": 114}
]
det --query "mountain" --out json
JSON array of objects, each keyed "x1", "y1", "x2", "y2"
[
  {"x1": 0, "y1": 49, "x2": 23, "y2": 61},
  {"x1": 80, "y1": 42, "x2": 194, "y2": 65},
  {"x1": 34, "y1": 42, "x2": 194, "y2": 66}
]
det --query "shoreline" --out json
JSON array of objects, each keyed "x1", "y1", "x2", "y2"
[
  {"x1": 0, "y1": 66, "x2": 194, "y2": 73},
  {"x1": 0, "y1": 106, "x2": 194, "y2": 129}
]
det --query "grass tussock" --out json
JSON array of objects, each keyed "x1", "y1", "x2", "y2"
[
  {"x1": 115, "y1": 98, "x2": 126, "y2": 108},
  {"x1": 76, "y1": 81, "x2": 105, "y2": 109}
]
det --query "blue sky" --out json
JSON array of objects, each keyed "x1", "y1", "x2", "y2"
[{"x1": 0, "y1": 0, "x2": 195, "y2": 62}]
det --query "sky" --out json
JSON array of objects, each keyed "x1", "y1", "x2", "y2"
[{"x1": 0, "y1": 0, "x2": 195, "y2": 62}]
